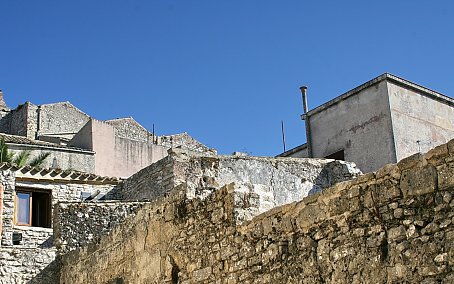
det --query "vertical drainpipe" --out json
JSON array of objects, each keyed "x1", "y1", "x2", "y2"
[{"x1": 300, "y1": 86, "x2": 313, "y2": 158}]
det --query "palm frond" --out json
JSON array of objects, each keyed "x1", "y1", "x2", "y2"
[
  {"x1": 12, "y1": 150, "x2": 32, "y2": 167},
  {"x1": 29, "y1": 152, "x2": 51, "y2": 169},
  {"x1": 0, "y1": 138, "x2": 13, "y2": 163}
]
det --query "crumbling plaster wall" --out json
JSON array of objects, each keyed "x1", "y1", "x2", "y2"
[
  {"x1": 106, "y1": 150, "x2": 361, "y2": 219},
  {"x1": 0, "y1": 171, "x2": 117, "y2": 284},
  {"x1": 58, "y1": 138, "x2": 454, "y2": 283},
  {"x1": 388, "y1": 81, "x2": 454, "y2": 161}
]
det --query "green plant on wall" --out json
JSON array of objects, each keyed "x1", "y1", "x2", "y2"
[{"x1": 0, "y1": 138, "x2": 51, "y2": 169}]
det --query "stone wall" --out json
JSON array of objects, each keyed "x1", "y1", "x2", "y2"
[
  {"x1": 0, "y1": 102, "x2": 30, "y2": 138},
  {"x1": 58, "y1": 138, "x2": 454, "y2": 283},
  {"x1": 105, "y1": 154, "x2": 177, "y2": 200},
  {"x1": 105, "y1": 117, "x2": 151, "y2": 143},
  {"x1": 37, "y1": 102, "x2": 90, "y2": 140},
  {"x1": 1, "y1": 179, "x2": 116, "y2": 247},
  {"x1": 107, "y1": 150, "x2": 360, "y2": 218},
  {"x1": 0, "y1": 247, "x2": 58, "y2": 284},
  {"x1": 160, "y1": 133, "x2": 216, "y2": 154},
  {"x1": 54, "y1": 201, "x2": 148, "y2": 253},
  {"x1": 0, "y1": 170, "x2": 118, "y2": 284}
]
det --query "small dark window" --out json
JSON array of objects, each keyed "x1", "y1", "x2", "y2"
[
  {"x1": 15, "y1": 189, "x2": 51, "y2": 228},
  {"x1": 325, "y1": 149, "x2": 345, "y2": 161}
]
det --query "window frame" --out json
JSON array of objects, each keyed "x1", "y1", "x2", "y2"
[{"x1": 14, "y1": 188, "x2": 52, "y2": 228}]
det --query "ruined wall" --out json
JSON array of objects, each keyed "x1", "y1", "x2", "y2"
[
  {"x1": 388, "y1": 81, "x2": 454, "y2": 161},
  {"x1": 0, "y1": 171, "x2": 117, "y2": 284},
  {"x1": 106, "y1": 150, "x2": 361, "y2": 217},
  {"x1": 309, "y1": 80, "x2": 396, "y2": 173},
  {"x1": 58, "y1": 138, "x2": 454, "y2": 283}
]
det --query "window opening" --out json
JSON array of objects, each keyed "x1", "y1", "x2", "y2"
[
  {"x1": 15, "y1": 189, "x2": 51, "y2": 228},
  {"x1": 325, "y1": 149, "x2": 345, "y2": 161}
]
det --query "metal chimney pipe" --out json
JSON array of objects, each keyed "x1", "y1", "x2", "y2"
[
  {"x1": 300, "y1": 86, "x2": 308, "y2": 114},
  {"x1": 300, "y1": 86, "x2": 313, "y2": 158}
]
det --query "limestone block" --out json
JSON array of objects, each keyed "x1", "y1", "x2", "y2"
[
  {"x1": 398, "y1": 152, "x2": 425, "y2": 171},
  {"x1": 425, "y1": 143, "x2": 449, "y2": 166},
  {"x1": 400, "y1": 166, "x2": 437, "y2": 197},
  {"x1": 437, "y1": 162, "x2": 454, "y2": 190}
]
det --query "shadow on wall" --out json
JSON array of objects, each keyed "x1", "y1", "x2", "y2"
[
  {"x1": 26, "y1": 259, "x2": 60, "y2": 284},
  {"x1": 310, "y1": 160, "x2": 360, "y2": 195},
  {"x1": 38, "y1": 236, "x2": 54, "y2": 248}
]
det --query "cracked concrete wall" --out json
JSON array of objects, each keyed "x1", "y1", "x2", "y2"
[{"x1": 58, "y1": 138, "x2": 454, "y2": 283}]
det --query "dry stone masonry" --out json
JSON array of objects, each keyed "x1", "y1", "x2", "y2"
[
  {"x1": 57, "y1": 151, "x2": 360, "y2": 254},
  {"x1": 57, "y1": 138, "x2": 454, "y2": 283}
]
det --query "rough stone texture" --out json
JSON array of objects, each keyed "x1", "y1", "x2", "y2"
[
  {"x1": 0, "y1": 91, "x2": 8, "y2": 111},
  {"x1": 54, "y1": 201, "x2": 148, "y2": 253},
  {"x1": 58, "y1": 138, "x2": 454, "y2": 283},
  {"x1": 0, "y1": 102, "x2": 31, "y2": 138},
  {"x1": 160, "y1": 133, "x2": 215, "y2": 154},
  {"x1": 2, "y1": 178, "x2": 116, "y2": 247},
  {"x1": 107, "y1": 150, "x2": 360, "y2": 219},
  {"x1": 38, "y1": 102, "x2": 90, "y2": 141},
  {"x1": 0, "y1": 170, "x2": 117, "y2": 283},
  {"x1": 104, "y1": 154, "x2": 177, "y2": 200},
  {"x1": 0, "y1": 248, "x2": 58, "y2": 284},
  {"x1": 105, "y1": 117, "x2": 151, "y2": 143}
]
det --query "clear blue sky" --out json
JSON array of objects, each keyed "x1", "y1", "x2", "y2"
[{"x1": 1, "y1": 1, "x2": 453, "y2": 156}]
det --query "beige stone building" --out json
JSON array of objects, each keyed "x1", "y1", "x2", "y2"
[{"x1": 0, "y1": 92, "x2": 214, "y2": 178}]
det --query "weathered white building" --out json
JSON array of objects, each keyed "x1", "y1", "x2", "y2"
[{"x1": 279, "y1": 73, "x2": 454, "y2": 172}]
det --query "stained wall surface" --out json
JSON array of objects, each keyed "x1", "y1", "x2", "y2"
[
  {"x1": 70, "y1": 119, "x2": 170, "y2": 178},
  {"x1": 58, "y1": 138, "x2": 454, "y2": 284},
  {"x1": 308, "y1": 80, "x2": 396, "y2": 173},
  {"x1": 388, "y1": 81, "x2": 454, "y2": 161},
  {"x1": 6, "y1": 144, "x2": 95, "y2": 173}
]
